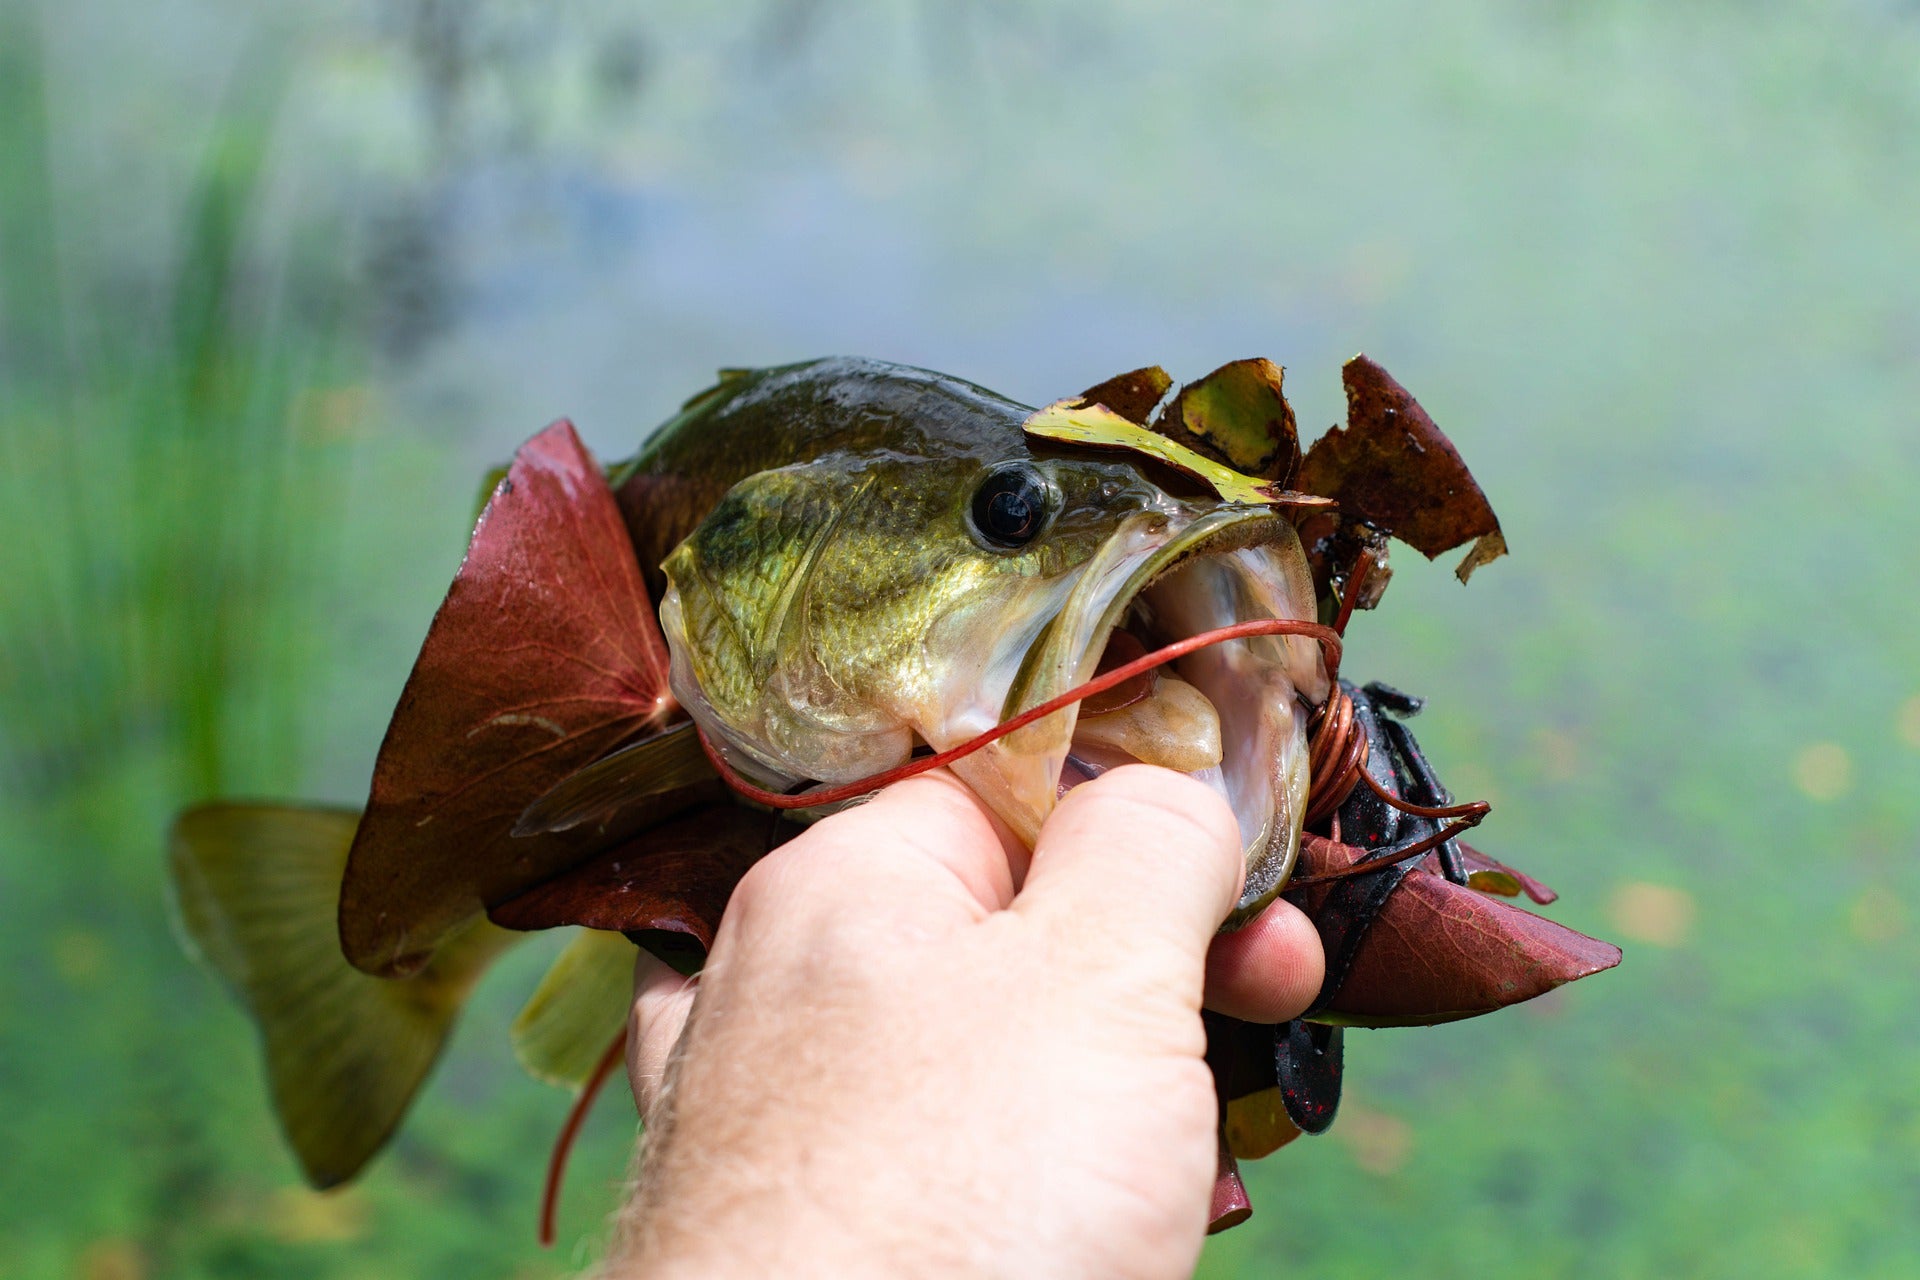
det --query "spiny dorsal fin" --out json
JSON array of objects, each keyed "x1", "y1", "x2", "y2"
[
  {"x1": 169, "y1": 804, "x2": 519, "y2": 1187},
  {"x1": 513, "y1": 720, "x2": 716, "y2": 839},
  {"x1": 512, "y1": 928, "x2": 637, "y2": 1090}
]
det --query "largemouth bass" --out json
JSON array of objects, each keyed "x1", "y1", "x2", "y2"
[
  {"x1": 169, "y1": 355, "x2": 1617, "y2": 1225},
  {"x1": 619, "y1": 358, "x2": 1325, "y2": 918}
]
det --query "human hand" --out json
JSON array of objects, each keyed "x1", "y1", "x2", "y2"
[{"x1": 606, "y1": 765, "x2": 1325, "y2": 1280}]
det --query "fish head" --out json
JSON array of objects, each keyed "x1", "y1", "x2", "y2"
[{"x1": 656, "y1": 380, "x2": 1329, "y2": 923}]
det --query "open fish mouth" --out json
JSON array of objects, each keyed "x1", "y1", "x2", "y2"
[{"x1": 941, "y1": 506, "x2": 1330, "y2": 925}]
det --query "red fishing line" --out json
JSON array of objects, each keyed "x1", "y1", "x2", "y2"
[{"x1": 540, "y1": 1031, "x2": 628, "y2": 1248}]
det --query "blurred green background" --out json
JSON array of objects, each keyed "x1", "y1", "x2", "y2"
[{"x1": 3, "y1": 1, "x2": 1916, "y2": 1276}]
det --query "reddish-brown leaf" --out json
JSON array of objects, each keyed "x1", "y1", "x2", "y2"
[
  {"x1": 1152, "y1": 357, "x2": 1302, "y2": 486},
  {"x1": 1297, "y1": 355, "x2": 1506, "y2": 582},
  {"x1": 1209, "y1": 1138, "x2": 1253, "y2": 1234},
  {"x1": 1203, "y1": 1011, "x2": 1304, "y2": 1163},
  {"x1": 487, "y1": 803, "x2": 782, "y2": 948},
  {"x1": 1321, "y1": 868, "x2": 1620, "y2": 1025},
  {"x1": 1288, "y1": 826, "x2": 1614, "y2": 1025},
  {"x1": 1204, "y1": 1010, "x2": 1275, "y2": 1104},
  {"x1": 613, "y1": 469, "x2": 735, "y2": 609},
  {"x1": 1076, "y1": 365, "x2": 1173, "y2": 425},
  {"x1": 338, "y1": 421, "x2": 680, "y2": 976}
]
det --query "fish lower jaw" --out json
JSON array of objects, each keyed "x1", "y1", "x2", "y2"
[
  {"x1": 1061, "y1": 727, "x2": 1296, "y2": 928},
  {"x1": 1057, "y1": 745, "x2": 1269, "y2": 862},
  {"x1": 1062, "y1": 599, "x2": 1311, "y2": 923}
]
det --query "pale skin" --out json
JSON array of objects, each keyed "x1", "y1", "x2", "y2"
[{"x1": 604, "y1": 765, "x2": 1326, "y2": 1279}]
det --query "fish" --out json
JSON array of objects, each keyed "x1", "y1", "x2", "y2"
[
  {"x1": 168, "y1": 355, "x2": 1618, "y2": 1232},
  {"x1": 579, "y1": 358, "x2": 1331, "y2": 920}
]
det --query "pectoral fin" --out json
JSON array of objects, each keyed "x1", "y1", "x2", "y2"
[
  {"x1": 512, "y1": 929, "x2": 637, "y2": 1090},
  {"x1": 169, "y1": 804, "x2": 519, "y2": 1187},
  {"x1": 513, "y1": 720, "x2": 716, "y2": 839}
]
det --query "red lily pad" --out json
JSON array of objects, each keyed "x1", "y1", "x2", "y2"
[
  {"x1": 338, "y1": 421, "x2": 682, "y2": 976},
  {"x1": 1297, "y1": 355, "x2": 1506, "y2": 584},
  {"x1": 488, "y1": 802, "x2": 784, "y2": 948}
]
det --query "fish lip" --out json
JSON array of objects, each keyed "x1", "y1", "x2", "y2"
[
  {"x1": 991, "y1": 504, "x2": 1324, "y2": 915},
  {"x1": 1006, "y1": 506, "x2": 1305, "y2": 729},
  {"x1": 1004, "y1": 505, "x2": 1305, "y2": 722}
]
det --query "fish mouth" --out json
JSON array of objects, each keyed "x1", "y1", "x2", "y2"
[{"x1": 941, "y1": 506, "x2": 1330, "y2": 925}]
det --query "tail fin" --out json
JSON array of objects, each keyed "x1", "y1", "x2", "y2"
[{"x1": 169, "y1": 804, "x2": 519, "y2": 1187}]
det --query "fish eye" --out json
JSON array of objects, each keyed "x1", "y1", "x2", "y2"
[{"x1": 969, "y1": 464, "x2": 1052, "y2": 549}]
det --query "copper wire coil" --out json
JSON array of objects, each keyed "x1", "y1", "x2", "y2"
[
  {"x1": 1302, "y1": 684, "x2": 1369, "y2": 830},
  {"x1": 1293, "y1": 680, "x2": 1494, "y2": 890}
]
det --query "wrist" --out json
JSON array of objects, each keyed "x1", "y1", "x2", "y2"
[{"x1": 614, "y1": 1171, "x2": 950, "y2": 1280}]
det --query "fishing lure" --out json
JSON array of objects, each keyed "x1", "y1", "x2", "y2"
[{"x1": 170, "y1": 354, "x2": 1619, "y2": 1240}]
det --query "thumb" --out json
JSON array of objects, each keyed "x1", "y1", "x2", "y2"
[
  {"x1": 627, "y1": 949, "x2": 697, "y2": 1123},
  {"x1": 1014, "y1": 765, "x2": 1244, "y2": 966}
]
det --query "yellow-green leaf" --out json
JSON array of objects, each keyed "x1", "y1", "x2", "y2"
[{"x1": 1023, "y1": 400, "x2": 1332, "y2": 510}]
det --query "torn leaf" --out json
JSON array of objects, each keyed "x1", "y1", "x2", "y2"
[
  {"x1": 1297, "y1": 355, "x2": 1507, "y2": 581},
  {"x1": 1076, "y1": 365, "x2": 1172, "y2": 425},
  {"x1": 1152, "y1": 357, "x2": 1301, "y2": 486},
  {"x1": 1024, "y1": 400, "x2": 1331, "y2": 510}
]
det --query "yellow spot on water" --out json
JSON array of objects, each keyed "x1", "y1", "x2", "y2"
[
  {"x1": 1899, "y1": 695, "x2": 1920, "y2": 749},
  {"x1": 267, "y1": 1186, "x2": 370, "y2": 1244},
  {"x1": 53, "y1": 929, "x2": 109, "y2": 987},
  {"x1": 76, "y1": 1239, "x2": 146, "y2": 1280},
  {"x1": 1792, "y1": 741, "x2": 1853, "y2": 801},
  {"x1": 1767, "y1": 1215, "x2": 1829, "y2": 1272},
  {"x1": 1608, "y1": 881, "x2": 1695, "y2": 947},
  {"x1": 1709, "y1": 1079, "x2": 1761, "y2": 1130},
  {"x1": 1850, "y1": 886, "x2": 1906, "y2": 944},
  {"x1": 1338, "y1": 1105, "x2": 1413, "y2": 1176},
  {"x1": 1532, "y1": 729, "x2": 1581, "y2": 783}
]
